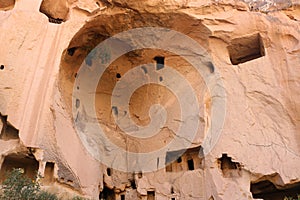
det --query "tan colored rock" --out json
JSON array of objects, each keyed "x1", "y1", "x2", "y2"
[
  {"x1": 0, "y1": 0, "x2": 15, "y2": 11},
  {"x1": 39, "y1": 0, "x2": 69, "y2": 22},
  {"x1": 0, "y1": 0, "x2": 299, "y2": 199}
]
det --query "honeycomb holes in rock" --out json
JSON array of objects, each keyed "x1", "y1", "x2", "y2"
[
  {"x1": 59, "y1": 13, "x2": 210, "y2": 138},
  {"x1": 59, "y1": 13, "x2": 213, "y2": 198}
]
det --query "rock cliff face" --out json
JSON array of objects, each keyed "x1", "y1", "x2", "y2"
[{"x1": 0, "y1": 0, "x2": 299, "y2": 199}]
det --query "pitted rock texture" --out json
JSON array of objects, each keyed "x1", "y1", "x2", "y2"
[
  {"x1": 243, "y1": 0, "x2": 293, "y2": 12},
  {"x1": 0, "y1": 0, "x2": 299, "y2": 199}
]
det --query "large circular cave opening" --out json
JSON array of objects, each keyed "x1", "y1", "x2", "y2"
[{"x1": 59, "y1": 11, "x2": 213, "y2": 159}]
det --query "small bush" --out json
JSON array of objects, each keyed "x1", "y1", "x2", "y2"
[
  {"x1": 72, "y1": 197, "x2": 87, "y2": 200},
  {"x1": 36, "y1": 191, "x2": 58, "y2": 200},
  {"x1": 0, "y1": 168, "x2": 58, "y2": 200}
]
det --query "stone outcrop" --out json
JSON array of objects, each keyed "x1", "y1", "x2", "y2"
[{"x1": 0, "y1": 0, "x2": 299, "y2": 199}]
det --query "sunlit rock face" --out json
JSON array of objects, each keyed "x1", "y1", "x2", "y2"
[{"x1": 0, "y1": 0, "x2": 299, "y2": 199}]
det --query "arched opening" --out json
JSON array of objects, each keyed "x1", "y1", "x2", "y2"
[
  {"x1": 59, "y1": 12, "x2": 213, "y2": 171},
  {"x1": 43, "y1": 162, "x2": 55, "y2": 184},
  {"x1": 251, "y1": 180, "x2": 300, "y2": 200},
  {"x1": 0, "y1": 153, "x2": 39, "y2": 182},
  {"x1": 99, "y1": 186, "x2": 115, "y2": 200}
]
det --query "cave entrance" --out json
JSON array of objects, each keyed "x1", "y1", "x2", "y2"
[
  {"x1": 0, "y1": 153, "x2": 39, "y2": 182},
  {"x1": 251, "y1": 180, "x2": 300, "y2": 200},
  {"x1": 59, "y1": 12, "x2": 212, "y2": 172},
  {"x1": 99, "y1": 186, "x2": 116, "y2": 200},
  {"x1": 147, "y1": 191, "x2": 155, "y2": 200},
  {"x1": 217, "y1": 154, "x2": 241, "y2": 178}
]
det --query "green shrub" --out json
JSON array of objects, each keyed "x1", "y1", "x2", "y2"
[
  {"x1": 71, "y1": 197, "x2": 87, "y2": 200},
  {"x1": 0, "y1": 168, "x2": 58, "y2": 200},
  {"x1": 36, "y1": 191, "x2": 58, "y2": 200}
]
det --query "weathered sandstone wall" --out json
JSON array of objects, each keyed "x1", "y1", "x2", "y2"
[{"x1": 0, "y1": 0, "x2": 299, "y2": 199}]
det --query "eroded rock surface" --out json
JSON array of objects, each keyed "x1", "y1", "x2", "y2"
[
  {"x1": 0, "y1": 0, "x2": 15, "y2": 11},
  {"x1": 0, "y1": 0, "x2": 299, "y2": 199}
]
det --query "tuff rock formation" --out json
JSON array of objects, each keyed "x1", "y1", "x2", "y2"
[{"x1": 0, "y1": 0, "x2": 299, "y2": 199}]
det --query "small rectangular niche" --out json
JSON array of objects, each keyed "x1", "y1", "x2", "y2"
[
  {"x1": 44, "y1": 162, "x2": 55, "y2": 184},
  {"x1": 154, "y1": 56, "x2": 165, "y2": 70},
  {"x1": 187, "y1": 159, "x2": 194, "y2": 171},
  {"x1": 228, "y1": 33, "x2": 265, "y2": 65},
  {"x1": 147, "y1": 191, "x2": 155, "y2": 200},
  {"x1": 137, "y1": 171, "x2": 143, "y2": 178},
  {"x1": 121, "y1": 194, "x2": 125, "y2": 200},
  {"x1": 165, "y1": 164, "x2": 172, "y2": 172},
  {"x1": 107, "y1": 168, "x2": 112, "y2": 176},
  {"x1": 99, "y1": 186, "x2": 116, "y2": 200},
  {"x1": 130, "y1": 179, "x2": 136, "y2": 189}
]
